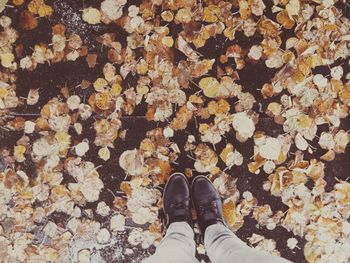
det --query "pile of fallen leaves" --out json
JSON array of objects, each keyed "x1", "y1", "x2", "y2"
[{"x1": 0, "y1": 0, "x2": 350, "y2": 262}]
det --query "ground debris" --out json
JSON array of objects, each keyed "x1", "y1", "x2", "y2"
[{"x1": 0, "y1": 0, "x2": 349, "y2": 262}]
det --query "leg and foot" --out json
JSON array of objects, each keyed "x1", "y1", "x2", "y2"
[
  {"x1": 192, "y1": 175, "x2": 291, "y2": 263},
  {"x1": 143, "y1": 173, "x2": 198, "y2": 263}
]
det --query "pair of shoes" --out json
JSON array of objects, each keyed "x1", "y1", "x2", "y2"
[{"x1": 163, "y1": 173, "x2": 226, "y2": 237}]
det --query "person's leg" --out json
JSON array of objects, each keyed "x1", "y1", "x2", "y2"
[
  {"x1": 204, "y1": 222, "x2": 291, "y2": 263},
  {"x1": 143, "y1": 173, "x2": 197, "y2": 263},
  {"x1": 143, "y1": 221, "x2": 198, "y2": 263},
  {"x1": 192, "y1": 175, "x2": 291, "y2": 263}
]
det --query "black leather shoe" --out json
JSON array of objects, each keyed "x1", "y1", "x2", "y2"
[
  {"x1": 192, "y1": 175, "x2": 226, "y2": 236},
  {"x1": 163, "y1": 173, "x2": 192, "y2": 227}
]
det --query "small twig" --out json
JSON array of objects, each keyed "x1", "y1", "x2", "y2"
[
  {"x1": 9, "y1": 112, "x2": 40, "y2": 117},
  {"x1": 0, "y1": 126, "x2": 10, "y2": 131},
  {"x1": 106, "y1": 188, "x2": 117, "y2": 198},
  {"x1": 187, "y1": 154, "x2": 196, "y2": 161},
  {"x1": 115, "y1": 190, "x2": 127, "y2": 196}
]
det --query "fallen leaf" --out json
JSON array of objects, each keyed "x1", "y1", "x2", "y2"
[
  {"x1": 232, "y1": 112, "x2": 255, "y2": 141},
  {"x1": 19, "y1": 10, "x2": 38, "y2": 30},
  {"x1": 119, "y1": 149, "x2": 144, "y2": 176},
  {"x1": 38, "y1": 4, "x2": 53, "y2": 17},
  {"x1": 286, "y1": 0, "x2": 300, "y2": 17},
  {"x1": 199, "y1": 77, "x2": 220, "y2": 98},
  {"x1": 258, "y1": 137, "x2": 281, "y2": 160},
  {"x1": 82, "y1": 7, "x2": 101, "y2": 25},
  {"x1": 0, "y1": 0, "x2": 8, "y2": 12},
  {"x1": 98, "y1": 147, "x2": 110, "y2": 161},
  {"x1": 0, "y1": 53, "x2": 14, "y2": 68},
  {"x1": 75, "y1": 140, "x2": 90, "y2": 156}
]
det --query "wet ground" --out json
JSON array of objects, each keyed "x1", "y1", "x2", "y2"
[{"x1": 1, "y1": 0, "x2": 350, "y2": 262}]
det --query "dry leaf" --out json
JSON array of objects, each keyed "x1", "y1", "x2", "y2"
[
  {"x1": 0, "y1": 0, "x2": 8, "y2": 12},
  {"x1": 38, "y1": 4, "x2": 53, "y2": 17},
  {"x1": 19, "y1": 10, "x2": 38, "y2": 30},
  {"x1": 199, "y1": 77, "x2": 220, "y2": 98},
  {"x1": 82, "y1": 7, "x2": 101, "y2": 25},
  {"x1": 0, "y1": 53, "x2": 14, "y2": 68},
  {"x1": 75, "y1": 141, "x2": 89, "y2": 156},
  {"x1": 258, "y1": 137, "x2": 282, "y2": 160},
  {"x1": 286, "y1": 0, "x2": 300, "y2": 17},
  {"x1": 232, "y1": 112, "x2": 255, "y2": 141},
  {"x1": 119, "y1": 149, "x2": 144, "y2": 176},
  {"x1": 98, "y1": 147, "x2": 110, "y2": 161}
]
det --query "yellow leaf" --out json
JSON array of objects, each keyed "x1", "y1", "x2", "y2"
[
  {"x1": 339, "y1": 84, "x2": 350, "y2": 104},
  {"x1": 198, "y1": 123, "x2": 209, "y2": 134},
  {"x1": 28, "y1": 0, "x2": 43, "y2": 14},
  {"x1": 161, "y1": 36, "x2": 174, "y2": 47},
  {"x1": 82, "y1": 7, "x2": 101, "y2": 25},
  {"x1": 203, "y1": 5, "x2": 220, "y2": 23},
  {"x1": 239, "y1": 0, "x2": 251, "y2": 19},
  {"x1": 207, "y1": 100, "x2": 219, "y2": 115},
  {"x1": 217, "y1": 99, "x2": 230, "y2": 114},
  {"x1": 175, "y1": 8, "x2": 191, "y2": 24},
  {"x1": 140, "y1": 138, "x2": 155, "y2": 153},
  {"x1": 304, "y1": 243, "x2": 317, "y2": 263},
  {"x1": 42, "y1": 247, "x2": 59, "y2": 262},
  {"x1": 14, "y1": 145, "x2": 26, "y2": 162},
  {"x1": 297, "y1": 114, "x2": 312, "y2": 128},
  {"x1": 0, "y1": 87, "x2": 8, "y2": 98},
  {"x1": 189, "y1": 94, "x2": 203, "y2": 104},
  {"x1": 136, "y1": 85, "x2": 149, "y2": 95},
  {"x1": 95, "y1": 92, "x2": 110, "y2": 110},
  {"x1": 94, "y1": 78, "x2": 108, "y2": 92},
  {"x1": 199, "y1": 77, "x2": 220, "y2": 98},
  {"x1": 291, "y1": 70, "x2": 305, "y2": 83},
  {"x1": 298, "y1": 61, "x2": 311, "y2": 76},
  {"x1": 161, "y1": 11, "x2": 174, "y2": 22},
  {"x1": 267, "y1": 102, "x2": 282, "y2": 115},
  {"x1": 98, "y1": 147, "x2": 110, "y2": 161},
  {"x1": 223, "y1": 200, "x2": 236, "y2": 226},
  {"x1": 276, "y1": 10, "x2": 295, "y2": 29},
  {"x1": 120, "y1": 181, "x2": 132, "y2": 196},
  {"x1": 110, "y1": 83, "x2": 122, "y2": 97},
  {"x1": 136, "y1": 63, "x2": 148, "y2": 75},
  {"x1": 13, "y1": 0, "x2": 24, "y2": 6},
  {"x1": 54, "y1": 131, "x2": 71, "y2": 156},
  {"x1": 0, "y1": 53, "x2": 14, "y2": 68},
  {"x1": 38, "y1": 4, "x2": 53, "y2": 17},
  {"x1": 220, "y1": 143, "x2": 234, "y2": 163},
  {"x1": 20, "y1": 190, "x2": 34, "y2": 200},
  {"x1": 286, "y1": 0, "x2": 300, "y2": 17},
  {"x1": 193, "y1": 36, "x2": 206, "y2": 48}
]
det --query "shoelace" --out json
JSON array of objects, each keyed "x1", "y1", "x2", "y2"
[
  {"x1": 198, "y1": 200, "x2": 218, "y2": 215},
  {"x1": 170, "y1": 200, "x2": 189, "y2": 209}
]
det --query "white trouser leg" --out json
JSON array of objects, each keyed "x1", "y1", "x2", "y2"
[
  {"x1": 204, "y1": 223, "x2": 292, "y2": 263},
  {"x1": 142, "y1": 222, "x2": 199, "y2": 263}
]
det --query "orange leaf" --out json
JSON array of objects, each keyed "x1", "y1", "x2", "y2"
[{"x1": 19, "y1": 11, "x2": 38, "y2": 30}]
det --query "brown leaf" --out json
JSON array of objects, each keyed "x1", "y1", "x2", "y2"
[
  {"x1": 52, "y1": 23, "x2": 66, "y2": 35},
  {"x1": 19, "y1": 11, "x2": 38, "y2": 30},
  {"x1": 80, "y1": 79, "x2": 91, "y2": 90},
  {"x1": 86, "y1": 54, "x2": 97, "y2": 68}
]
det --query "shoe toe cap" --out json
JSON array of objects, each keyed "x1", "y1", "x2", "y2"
[
  {"x1": 164, "y1": 173, "x2": 190, "y2": 199},
  {"x1": 192, "y1": 176, "x2": 219, "y2": 200}
]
